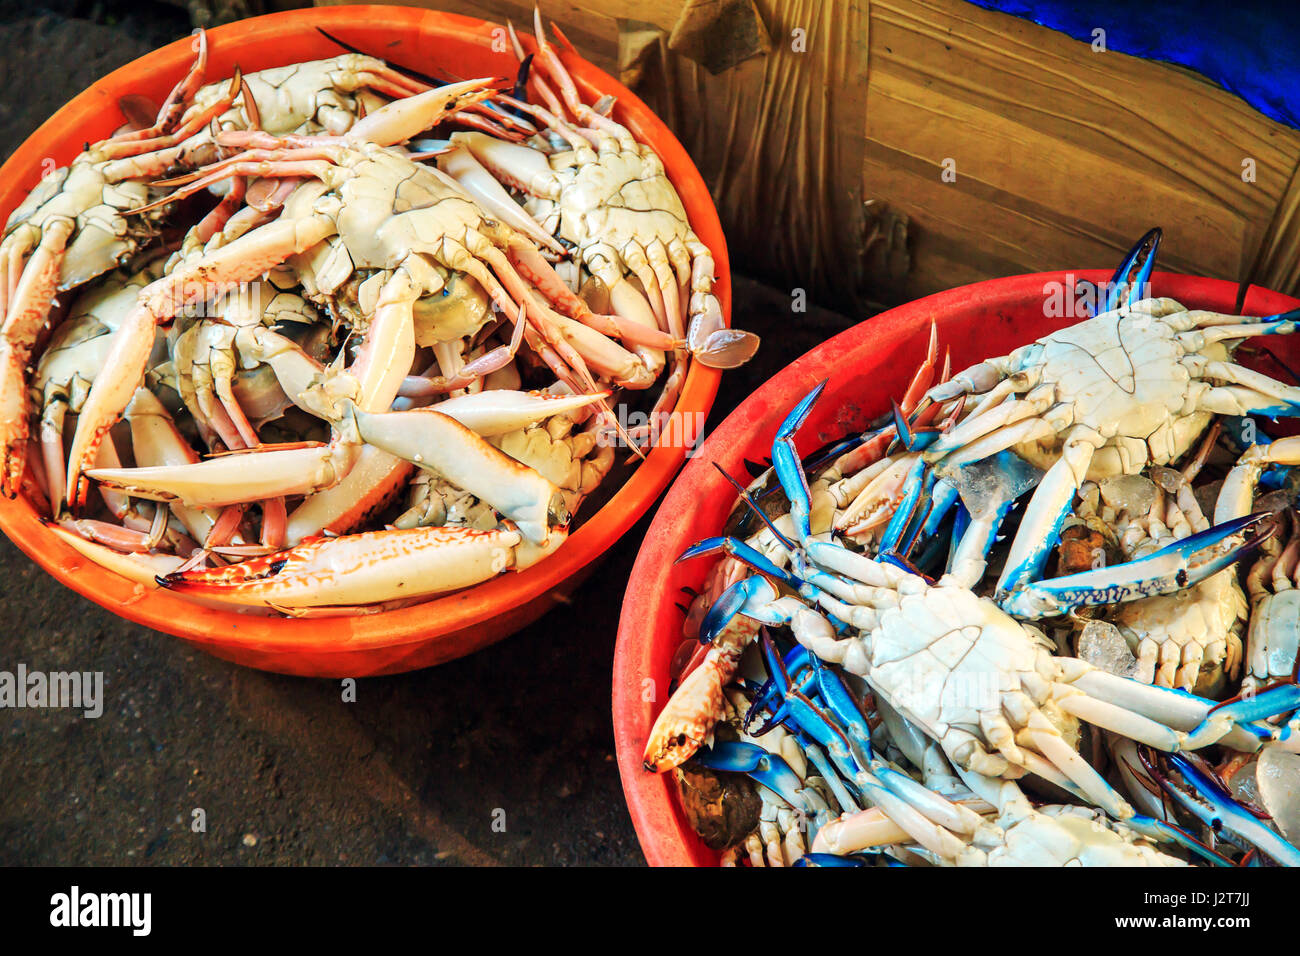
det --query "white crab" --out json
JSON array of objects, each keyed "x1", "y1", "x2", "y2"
[{"x1": 924, "y1": 296, "x2": 1300, "y2": 598}]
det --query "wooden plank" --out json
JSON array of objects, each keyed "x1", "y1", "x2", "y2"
[
  {"x1": 633, "y1": 0, "x2": 874, "y2": 306},
  {"x1": 864, "y1": 0, "x2": 1300, "y2": 301},
  {"x1": 1249, "y1": 158, "x2": 1300, "y2": 294}
]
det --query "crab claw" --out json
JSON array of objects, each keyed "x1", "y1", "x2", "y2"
[
  {"x1": 699, "y1": 575, "x2": 777, "y2": 645},
  {"x1": 1159, "y1": 751, "x2": 1300, "y2": 867},
  {"x1": 877, "y1": 455, "x2": 930, "y2": 556},
  {"x1": 773, "y1": 381, "x2": 827, "y2": 544},
  {"x1": 999, "y1": 511, "x2": 1275, "y2": 619},
  {"x1": 1099, "y1": 226, "x2": 1162, "y2": 315},
  {"x1": 747, "y1": 637, "x2": 875, "y2": 778},
  {"x1": 641, "y1": 607, "x2": 761, "y2": 773},
  {"x1": 156, "y1": 524, "x2": 563, "y2": 611},
  {"x1": 690, "y1": 741, "x2": 807, "y2": 809},
  {"x1": 750, "y1": 638, "x2": 993, "y2": 853},
  {"x1": 342, "y1": 403, "x2": 564, "y2": 544},
  {"x1": 1182, "y1": 683, "x2": 1300, "y2": 750},
  {"x1": 677, "y1": 535, "x2": 801, "y2": 589},
  {"x1": 85, "y1": 441, "x2": 359, "y2": 509}
]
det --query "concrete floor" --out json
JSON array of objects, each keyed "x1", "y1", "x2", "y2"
[{"x1": 0, "y1": 2, "x2": 858, "y2": 865}]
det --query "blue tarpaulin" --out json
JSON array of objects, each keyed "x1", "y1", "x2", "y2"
[{"x1": 967, "y1": 0, "x2": 1300, "y2": 130}]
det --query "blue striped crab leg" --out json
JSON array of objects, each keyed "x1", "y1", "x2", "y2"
[
  {"x1": 1139, "y1": 748, "x2": 1300, "y2": 867},
  {"x1": 746, "y1": 634, "x2": 994, "y2": 855}
]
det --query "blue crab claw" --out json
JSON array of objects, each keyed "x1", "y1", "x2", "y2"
[
  {"x1": 677, "y1": 535, "x2": 800, "y2": 587},
  {"x1": 691, "y1": 741, "x2": 806, "y2": 808},
  {"x1": 744, "y1": 637, "x2": 832, "y2": 737},
  {"x1": 878, "y1": 457, "x2": 931, "y2": 556},
  {"x1": 743, "y1": 633, "x2": 800, "y2": 734},
  {"x1": 1100, "y1": 226, "x2": 1162, "y2": 315},
  {"x1": 1124, "y1": 815, "x2": 1234, "y2": 867},
  {"x1": 1161, "y1": 752, "x2": 1300, "y2": 867},
  {"x1": 1182, "y1": 683, "x2": 1300, "y2": 749},
  {"x1": 747, "y1": 637, "x2": 872, "y2": 749},
  {"x1": 699, "y1": 575, "x2": 779, "y2": 645},
  {"x1": 773, "y1": 381, "x2": 826, "y2": 543},
  {"x1": 809, "y1": 656, "x2": 875, "y2": 761},
  {"x1": 776, "y1": 380, "x2": 828, "y2": 441},
  {"x1": 752, "y1": 635, "x2": 873, "y2": 783},
  {"x1": 998, "y1": 511, "x2": 1275, "y2": 619}
]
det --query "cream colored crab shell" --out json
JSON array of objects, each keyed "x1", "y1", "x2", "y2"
[{"x1": 1010, "y1": 305, "x2": 1231, "y2": 480}]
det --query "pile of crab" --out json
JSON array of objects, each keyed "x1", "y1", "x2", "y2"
[
  {"x1": 0, "y1": 17, "x2": 756, "y2": 616},
  {"x1": 644, "y1": 229, "x2": 1300, "y2": 866}
]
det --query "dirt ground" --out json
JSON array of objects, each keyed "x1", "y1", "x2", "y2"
[{"x1": 0, "y1": 1, "x2": 857, "y2": 865}]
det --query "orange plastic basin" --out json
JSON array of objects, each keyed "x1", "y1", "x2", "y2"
[
  {"x1": 0, "y1": 5, "x2": 727, "y2": 676},
  {"x1": 612, "y1": 271, "x2": 1300, "y2": 866}
]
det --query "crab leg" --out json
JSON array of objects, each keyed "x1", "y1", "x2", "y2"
[
  {"x1": 526, "y1": 9, "x2": 625, "y2": 139},
  {"x1": 446, "y1": 127, "x2": 563, "y2": 198},
  {"x1": 1218, "y1": 435, "x2": 1300, "y2": 522},
  {"x1": 49, "y1": 524, "x2": 189, "y2": 584},
  {"x1": 0, "y1": 215, "x2": 73, "y2": 496},
  {"x1": 192, "y1": 322, "x2": 257, "y2": 448},
  {"x1": 301, "y1": 266, "x2": 418, "y2": 418},
  {"x1": 38, "y1": 398, "x2": 67, "y2": 515},
  {"x1": 93, "y1": 70, "x2": 244, "y2": 161},
  {"x1": 64, "y1": 210, "x2": 338, "y2": 505},
  {"x1": 124, "y1": 388, "x2": 225, "y2": 544},
  {"x1": 103, "y1": 30, "x2": 210, "y2": 146},
  {"x1": 413, "y1": 305, "x2": 528, "y2": 394},
  {"x1": 1155, "y1": 752, "x2": 1300, "y2": 867},
  {"x1": 239, "y1": 320, "x2": 606, "y2": 434},
  {"x1": 990, "y1": 428, "x2": 1100, "y2": 599},
  {"x1": 503, "y1": 234, "x2": 677, "y2": 352},
  {"x1": 435, "y1": 143, "x2": 565, "y2": 254},
  {"x1": 428, "y1": 141, "x2": 676, "y2": 353},
  {"x1": 231, "y1": 324, "x2": 324, "y2": 410}
]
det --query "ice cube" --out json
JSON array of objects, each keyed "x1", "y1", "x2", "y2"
[{"x1": 1076, "y1": 619, "x2": 1137, "y2": 678}]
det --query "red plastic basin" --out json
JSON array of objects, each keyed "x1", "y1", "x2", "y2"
[
  {"x1": 613, "y1": 270, "x2": 1300, "y2": 866},
  {"x1": 0, "y1": 5, "x2": 727, "y2": 676}
]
